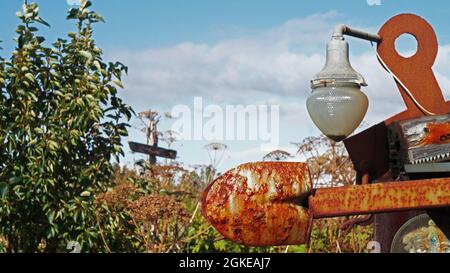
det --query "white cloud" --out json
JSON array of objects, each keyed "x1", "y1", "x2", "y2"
[
  {"x1": 112, "y1": 11, "x2": 450, "y2": 170},
  {"x1": 109, "y1": 12, "x2": 342, "y2": 111},
  {"x1": 66, "y1": 0, "x2": 81, "y2": 6}
]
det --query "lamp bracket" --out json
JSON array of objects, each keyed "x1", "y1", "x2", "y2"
[{"x1": 333, "y1": 24, "x2": 381, "y2": 43}]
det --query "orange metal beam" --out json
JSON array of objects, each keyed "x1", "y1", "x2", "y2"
[{"x1": 309, "y1": 178, "x2": 450, "y2": 218}]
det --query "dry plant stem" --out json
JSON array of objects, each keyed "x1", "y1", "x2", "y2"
[
  {"x1": 336, "y1": 240, "x2": 342, "y2": 253},
  {"x1": 130, "y1": 217, "x2": 150, "y2": 252},
  {"x1": 148, "y1": 222, "x2": 155, "y2": 252},
  {"x1": 166, "y1": 202, "x2": 200, "y2": 253},
  {"x1": 95, "y1": 210, "x2": 112, "y2": 253},
  {"x1": 351, "y1": 232, "x2": 357, "y2": 253},
  {"x1": 159, "y1": 221, "x2": 168, "y2": 253},
  {"x1": 184, "y1": 228, "x2": 211, "y2": 242}
]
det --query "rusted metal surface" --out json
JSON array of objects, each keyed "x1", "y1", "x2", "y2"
[
  {"x1": 344, "y1": 122, "x2": 390, "y2": 183},
  {"x1": 395, "y1": 115, "x2": 450, "y2": 148},
  {"x1": 201, "y1": 162, "x2": 313, "y2": 246},
  {"x1": 377, "y1": 14, "x2": 450, "y2": 123},
  {"x1": 201, "y1": 161, "x2": 450, "y2": 247},
  {"x1": 345, "y1": 14, "x2": 450, "y2": 183},
  {"x1": 419, "y1": 122, "x2": 450, "y2": 146},
  {"x1": 309, "y1": 178, "x2": 450, "y2": 218},
  {"x1": 388, "y1": 115, "x2": 450, "y2": 166}
]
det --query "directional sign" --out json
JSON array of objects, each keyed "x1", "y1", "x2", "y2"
[{"x1": 128, "y1": 141, "x2": 177, "y2": 160}]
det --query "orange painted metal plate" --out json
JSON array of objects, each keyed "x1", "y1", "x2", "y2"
[
  {"x1": 201, "y1": 162, "x2": 313, "y2": 246},
  {"x1": 310, "y1": 178, "x2": 450, "y2": 218},
  {"x1": 377, "y1": 14, "x2": 450, "y2": 124}
]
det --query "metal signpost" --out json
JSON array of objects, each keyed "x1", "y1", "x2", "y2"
[{"x1": 129, "y1": 110, "x2": 177, "y2": 163}]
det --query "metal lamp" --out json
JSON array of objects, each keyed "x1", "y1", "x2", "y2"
[{"x1": 307, "y1": 25, "x2": 381, "y2": 142}]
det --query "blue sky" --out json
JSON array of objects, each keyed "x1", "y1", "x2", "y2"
[
  {"x1": 3, "y1": 1, "x2": 450, "y2": 49},
  {"x1": 2, "y1": 0, "x2": 450, "y2": 171}
]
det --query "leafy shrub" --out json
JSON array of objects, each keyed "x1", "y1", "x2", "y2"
[{"x1": 0, "y1": 1, "x2": 132, "y2": 252}]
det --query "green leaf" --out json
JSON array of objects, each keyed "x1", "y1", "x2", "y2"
[
  {"x1": 47, "y1": 211, "x2": 55, "y2": 224},
  {"x1": 24, "y1": 73, "x2": 34, "y2": 82},
  {"x1": 36, "y1": 36, "x2": 45, "y2": 44},
  {"x1": 35, "y1": 16, "x2": 50, "y2": 27},
  {"x1": 67, "y1": 8, "x2": 80, "y2": 20},
  {"x1": 79, "y1": 50, "x2": 93, "y2": 62},
  {"x1": 48, "y1": 140, "x2": 59, "y2": 151},
  {"x1": 80, "y1": 191, "x2": 91, "y2": 197},
  {"x1": 113, "y1": 79, "x2": 123, "y2": 89},
  {"x1": 28, "y1": 138, "x2": 38, "y2": 146},
  {"x1": 81, "y1": 0, "x2": 92, "y2": 9},
  {"x1": 93, "y1": 60, "x2": 101, "y2": 70},
  {"x1": 0, "y1": 183, "x2": 8, "y2": 200}
]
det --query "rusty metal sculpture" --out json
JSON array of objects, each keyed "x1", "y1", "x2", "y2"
[{"x1": 201, "y1": 14, "x2": 450, "y2": 251}]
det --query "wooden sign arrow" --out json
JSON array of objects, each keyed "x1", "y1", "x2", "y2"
[{"x1": 128, "y1": 141, "x2": 177, "y2": 160}]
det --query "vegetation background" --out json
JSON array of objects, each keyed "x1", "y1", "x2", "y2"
[{"x1": 0, "y1": 1, "x2": 372, "y2": 253}]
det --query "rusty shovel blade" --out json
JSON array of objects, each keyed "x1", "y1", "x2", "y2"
[{"x1": 201, "y1": 162, "x2": 313, "y2": 246}]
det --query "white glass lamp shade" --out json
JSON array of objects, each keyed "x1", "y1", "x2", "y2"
[
  {"x1": 306, "y1": 83, "x2": 368, "y2": 142},
  {"x1": 308, "y1": 37, "x2": 369, "y2": 142}
]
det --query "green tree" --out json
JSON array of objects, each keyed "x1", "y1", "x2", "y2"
[{"x1": 0, "y1": 1, "x2": 132, "y2": 252}]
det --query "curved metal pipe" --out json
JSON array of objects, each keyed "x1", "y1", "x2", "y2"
[{"x1": 333, "y1": 24, "x2": 381, "y2": 43}]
